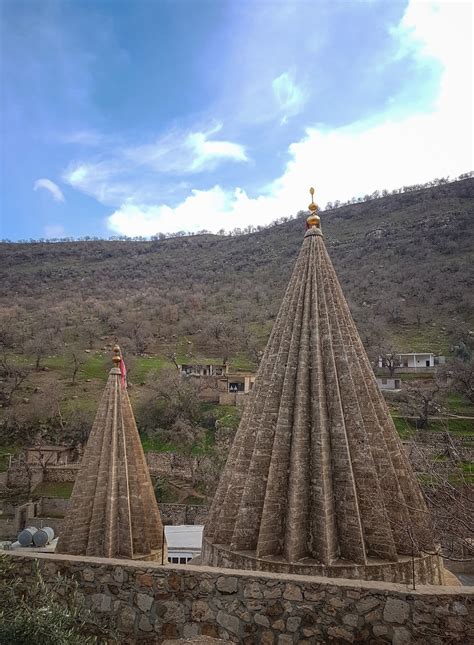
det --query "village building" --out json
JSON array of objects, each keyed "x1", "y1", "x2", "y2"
[
  {"x1": 218, "y1": 371, "x2": 256, "y2": 406},
  {"x1": 202, "y1": 190, "x2": 444, "y2": 585},
  {"x1": 178, "y1": 359, "x2": 257, "y2": 406},
  {"x1": 165, "y1": 524, "x2": 203, "y2": 564},
  {"x1": 24, "y1": 445, "x2": 74, "y2": 466},
  {"x1": 178, "y1": 361, "x2": 227, "y2": 377},
  {"x1": 378, "y1": 352, "x2": 446, "y2": 370},
  {"x1": 56, "y1": 345, "x2": 165, "y2": 562},
  {"x1": 376, "y1": 376, "x2": 401, "y2": 391}
]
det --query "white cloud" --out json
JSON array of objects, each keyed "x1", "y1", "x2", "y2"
[
  {"x1": 107, "y1": 0, "x2": 472, "y2": 237},
  {"x1": 63, "y1": 160, "x2": 132, "y2": 205},
  {"x1": 186, "y1": 129, "x2": 247, "y2": 170},
  {"x1": 272, "y1": 72, "x2": 306, "y2": 120},
  {"x1": 63, "y1": 124, "x2": 248, "y2": 207},
  {"x1": 44, "y1": 224, "x2": 65, "y2": 238},
  {"x1": 33, "y1": 178, "x2": 65, "y2": 202},
  {"x1": 125, "y1": 123, "x2": 247, "y2": 173}
]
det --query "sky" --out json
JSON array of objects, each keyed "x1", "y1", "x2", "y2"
[{"x1": 0, "y1": 0, "x2": 472, "y2": 240}]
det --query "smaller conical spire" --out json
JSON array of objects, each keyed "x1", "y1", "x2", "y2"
[{"x1": 56, "y1": 341, "x2": 164, "y2": 561}]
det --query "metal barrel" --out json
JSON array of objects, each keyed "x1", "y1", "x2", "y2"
[
  {"x1": 18, "y1": 526, "x2": 38, "y2": 546},
  {"x1": 32, "y1": 526, "x2": 55, "y2": 547}
]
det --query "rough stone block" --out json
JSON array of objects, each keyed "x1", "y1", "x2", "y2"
[
  {"x1": 383, "y1": 598, "x2": 410, "y2": 624},
  {"x1": 216, "y1": 576, "x2": 238, "y2": 594},
  {"x1": 138, "y1": 615, "x2": 153, "y2": 632},
  {"x1": 392, "y1": 626, "x2": 411, "y2": 645},
  {"x1": 217, "y1": 610, "x2": 241, "y2": 636},
  {"x1": 136, "y1": 592, "x2": 153, "y2": 612},
  {"x1": 283, "y1": 584, "x2": 303, "y2": 601}
]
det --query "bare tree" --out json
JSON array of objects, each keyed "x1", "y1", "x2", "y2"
[
  {"x1": 444, "y1": 357, "x2": 474, "y2": 402},
  {"x1": 400, "y1": 382, "x2": 442, "y2": 429},
  {"x1": 24, "y1": 330, "x2": 57, "y2": 370},
  {"x1": 67, "y1": 350, "x2": 85, "y2": 386},
  {"x1": 0, "y1": 354, "x2": 29, "y2": 407}
]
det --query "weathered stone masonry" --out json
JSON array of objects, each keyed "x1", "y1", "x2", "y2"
[
  {"x1": 203, "y1": 218, "x2": 440, "y2": 584},
  {"x1": 4, "y1": 551, "x2": 472, "y2": 644}
]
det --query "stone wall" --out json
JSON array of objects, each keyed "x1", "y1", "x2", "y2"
[
  {"x1": 0, "y1": 516, "x2": 15, "y2": 539},
  {"x1": 4, "y1": 551, "x2": 472, "y2": 644},
  {"x1": 43, "y1": 465, "x2": 80, "y2": 482},
  {"x1": 25, "y1": 516, "x2": 63, "y2": 536},
  {"x1": 159, "y1": 503, "x2": 209, "y2": 526},
  {"x1": 18, "y1": 500, "x2": 209, "y2": 536},
  {"x1": 145, "y1": 453, "x2": 197, "y2": 481},
  {"x1": 39, "y1": 496, "x2": 70, "y2": 517}
]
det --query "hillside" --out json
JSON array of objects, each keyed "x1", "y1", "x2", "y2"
[{"x1": 1, "y1": 178, "x2": 473, "y2": 365}]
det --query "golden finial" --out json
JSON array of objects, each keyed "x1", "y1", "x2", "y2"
[
  {"x1": 306, "y1": 187, "x2": 320, "y2": 229},
  {"x1": 113, "y1": 344, "x2": 121, "y2": 366}
]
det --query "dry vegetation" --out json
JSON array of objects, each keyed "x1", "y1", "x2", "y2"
[{"x1": 0, "y1": 178, "x2": 473, "y2": 446}]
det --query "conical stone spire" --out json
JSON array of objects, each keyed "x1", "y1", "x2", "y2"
[
  {"x1": 57, "y1": 345, "x2": 164, "y2": 561},
  {"x1": 202, "y1": 192, "x2": 443, "y2": 584}
]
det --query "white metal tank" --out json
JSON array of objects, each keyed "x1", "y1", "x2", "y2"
[{"x1": 32, "y1": 526, "x2": 55, "y2": 547}]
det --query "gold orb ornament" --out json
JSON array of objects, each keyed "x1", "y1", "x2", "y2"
[
  {"x1": 306, "y1": 187, "x2": 320, "y2": 228},
  {"x1": 113, "y1": 344, "x2": 121, "y2": 365}
]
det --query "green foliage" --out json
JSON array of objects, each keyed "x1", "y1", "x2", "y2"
[
  {"x1": 132, "y1": 356, "x2": 168, "y2": 382},
  {"x1": 199, "y1": 403, "x2": 241, "y2": 430},
  {"x1": 392, "y1": 416, "x2": 416, "y2": 438},
  {"x1": 141, "y1": 434, "x2": 179, "y2": 453},
  {"x1": 0, "y1": 556, "x2": 114, "y2": 644},
  {"x1": 0, "y1": 445, "x2": 20, "y2": 472},
  {"x1": 32, "y1": 481, "x2": 74, "y2": 499},
  {"x1": 81, "y1": 356, "x2": 109, "y2": 381},
  {"x1": 191, "y1": 429, "x2": 216, "y2": 456},
  {"x1": 153, "y1": 478, "x2": 181, "y2": 503}
]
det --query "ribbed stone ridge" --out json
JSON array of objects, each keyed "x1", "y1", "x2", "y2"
[
  {"x1": 56, "y1": 367, "x2": 163, "y2": 560},
  {"x1": 202, "y1": 226, "x2": 440, "y2": 583}
]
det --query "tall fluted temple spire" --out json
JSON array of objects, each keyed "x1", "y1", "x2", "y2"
[{"x1": 202, "y1": 189, "x2": 443, "y2": 584}]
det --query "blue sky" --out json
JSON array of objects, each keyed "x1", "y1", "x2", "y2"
[{"x1": 0, "y1": 0, "x2": 472, "y2": 240}]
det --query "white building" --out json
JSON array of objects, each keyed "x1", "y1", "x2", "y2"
[
  {"x1": 376, "y1": 377, "x2": 401, "y2": 391},
  {"x1": 164, "y1": 525, "x2": 203, "y2": 564},
  {"x1": 396, "y1": 353, "x2": 435, "y2": 369},
  {"x1": 378, "y1": 352, "x2": 445, "y2": 370}
]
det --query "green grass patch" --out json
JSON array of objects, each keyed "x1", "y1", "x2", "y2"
[
  {"x1": 141, "y1": 435, "x2": 179, "y2": 453},
  {"x1": 132, "y1": 356, "x2": 169, "y2": 383},
  {"x1": 191, "y1": 430, "x2": 215, "y2": 456},
  {"x1": 43, "y1": 355, "x2": 68, "y2": 370},
  {"x1": 175, "y1": 356, "x2": 225, "y2": 366},
  {"x1": 428, "y1": 418, "x2": 474, "y2": 436},
  {"x1": 446, "y1": 393, "x2": 474, "y2": 415},
  {"x1": 32, "y1": 481, "x2": 74, "y2": 499},
  {"x1": 390, "y1": 325, "x2": 450, "y2": 355},
  {"x1": 397, "y1": 371, "x2": 435, "y2": 381},
  {"x1": 199, "y1": 403, "x2": 241, "y2": 429},
  {"x1": 392, "y1": 416, "x2": 416, "y2": 439},
  {"x1": 229, "y1": 355, "x2": 256, "y2": 372},
  {"x1": 81, "y1": 355, "x2": 109, "y2": 381}
]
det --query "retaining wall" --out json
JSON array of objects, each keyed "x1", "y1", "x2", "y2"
[
  {"x1": 4, "y1": 551, "x2": 472, "y2": 644},
  {"x1": 145, "y1": 453, "x2": 197, "y2": 481}
]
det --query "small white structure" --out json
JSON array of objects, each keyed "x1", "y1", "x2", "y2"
[
  {"x1": 165, "y1": 525, "x2": 203, "y2": 564},
  {"x1": 397, "y1": 353, "x2": 434, "y2": 368},
  {"x1": 378, "y1": 352, "x2": 443, "y2": 370},
  {"x1": 376, "y1": 377, "x2": 401, "y2": 391},
  {"x1": 178, "y1": 363, "x2": 227, "y2": 377}
]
